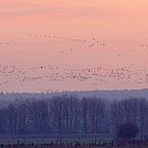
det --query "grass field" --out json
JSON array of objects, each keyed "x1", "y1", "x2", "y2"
[
  {"x1": 0, "y1": 138, "x2": 148, "y2": 148},
  {"x1": 0, "y1": 144, "x2": 148, "y2": 148}
]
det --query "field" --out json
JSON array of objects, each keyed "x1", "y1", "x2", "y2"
[
  {"x1": 0, "y1": 137, "x2": 148, "y2": 148},
  {"x1": 0, "y1": 143, "x2": 148, "y2": 148}
]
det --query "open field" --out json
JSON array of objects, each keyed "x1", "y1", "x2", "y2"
[
  {"x1": 0, "y1": 143, "x2": 148, "y2": 148},
  {"x1": 0, "y1": 137, "x2": 148, "y2": 148}
]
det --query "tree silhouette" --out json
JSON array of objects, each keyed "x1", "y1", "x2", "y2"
[{"x1": 117, "y1": 122, "x2": 139, "y2": 139}]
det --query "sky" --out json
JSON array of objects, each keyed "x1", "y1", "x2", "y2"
[
  {"x1": 0, "y1": 0, "x2": 148, "y2": 92},
  {"x1": 0, "y1": 0, "x2": 148, "y2": 39}
]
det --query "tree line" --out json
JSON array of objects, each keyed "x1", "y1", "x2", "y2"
[{"x1": 0, "y1": 94, "x2": 147, "y2": 138}]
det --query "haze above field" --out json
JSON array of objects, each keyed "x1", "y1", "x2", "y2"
[{"x1": 0, "y1": 89, "x2": 148, "y2": 101}]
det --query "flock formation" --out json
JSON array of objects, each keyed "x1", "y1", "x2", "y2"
[
  {"x1": 1, "y1": 34, "x2": 148, "y2": 58},
  {"x1": 0, "y1": 34, "x2": 148, "y2": 92},
  {"x1": 29, "y1": 34, "x2": 107, "y2": 48},
  {"x1": 0, "y1": 64, "x2": 148, "y2": 91},
  {"x1": 0, "y1": 34, "x2": 106, "y2": 49}
]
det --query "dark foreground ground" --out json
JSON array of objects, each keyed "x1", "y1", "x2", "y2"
[
  {"x1": 1, "y1": 145, "x2": 148, "y2": 148},
  {"x1": 1, "y1": 141, "x2": 148, "y2": 148}
]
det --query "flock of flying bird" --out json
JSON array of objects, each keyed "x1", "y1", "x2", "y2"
[
  {"x1": 1, "y1": 34, "x2": 148, "y2": 57},
  {"x1": 0, "y1": 34, "x2": 148, "y2": 91},
  {"x1": 0, "y1": 34, "x2": 106, "y2": 49},
  {"x1": 0, "y1": 64, "x2": 148, "y2": 91}
]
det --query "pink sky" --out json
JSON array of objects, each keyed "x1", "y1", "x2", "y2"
[
  {"x1": 0, "y1": 0, "x2": 148, "y2": 39},
  {"x1": 0, "y1": 0, "x2": 148, "y2": 92}
]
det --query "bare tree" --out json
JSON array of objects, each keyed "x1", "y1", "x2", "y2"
[
  {"x1": 0, "y1": 107, "x2": 7, "y2": 134},
  {"x1": 17, "y1": 103, "x2": 28, "y2": 134},
  {"x1": 62, "y1": 94, "x2": 80, "y2": 133},
  {"x1": 50, "y1": 96, "x2": 65, "y2": 134},
  {"x1": 28, "y1": 99, "x2": 48, "y2": 134},
  {"x1": 137, "y1": 98, "x2": 148, "y2": 139},
  {"x1": 7, "y1": 104, "x2": 18, "y2": 135},
  {"x1": 121, "y1": 98, "x2": 139, "y2": 123},
  {"x1": 110, "y1": 101, "x2": 124, "y2": 133},
  {"x1": 81, "y1": 97, "x2": 89, "y2": 133}
]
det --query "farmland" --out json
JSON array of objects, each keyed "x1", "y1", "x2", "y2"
[
  {"x1": 0, "y1": 135, "x2": 148, "y2": 148},
  {"x1": 0, "y1": 140, "x2": 148, "y2": 148}
]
